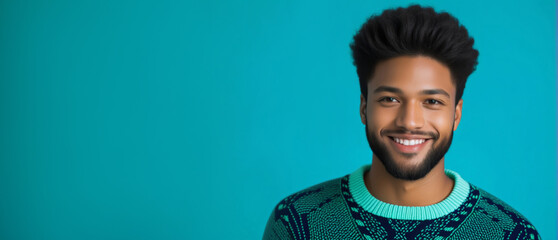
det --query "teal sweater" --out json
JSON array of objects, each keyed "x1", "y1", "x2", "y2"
[{"x1": 263, "y1": 165, "x2": 540, "y2": 239}]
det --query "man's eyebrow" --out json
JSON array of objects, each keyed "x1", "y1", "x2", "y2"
[
  {"x1": 373, "y1": 86, "x2": 451, "y2": 98},
  {"x1": 420, "y1": 89, "x2": 450, "y2": 98},
  {"x1": 373, "y1": 86, "x2": 403, "y2": 94}
]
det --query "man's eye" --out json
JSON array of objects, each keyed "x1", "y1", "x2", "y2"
[
  {"x1": 379, "y1": 97, "x2": 398, "y2": 103},
  {"x1": 426, "y1": 99, "x2": 442, "y2": 105}
]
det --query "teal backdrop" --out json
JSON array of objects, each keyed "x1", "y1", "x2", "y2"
[{"x1": 0, "y1": 0, "x2": 556, "y2": 239}]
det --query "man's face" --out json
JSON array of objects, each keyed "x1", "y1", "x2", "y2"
[{"x1": 360, "y1": 56, "x2": 463, "y2": 181}]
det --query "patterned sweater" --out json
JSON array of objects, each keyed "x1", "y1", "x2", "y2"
[{"x1": 263, "y1": 165, "x2": 540, "y2": 239}]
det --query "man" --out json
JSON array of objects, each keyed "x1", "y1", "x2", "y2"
[{"x1": 262, "y1": 5, "x2": 540, "y2": 240}]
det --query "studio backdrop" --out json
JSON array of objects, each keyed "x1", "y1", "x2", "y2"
[{"x1": 0, "y1": 0, "x2": 555, "y2": 239}]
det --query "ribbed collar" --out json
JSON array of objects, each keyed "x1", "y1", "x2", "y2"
[{"x1": 348, "y1": 164, "x2": 470, "y2": 220}]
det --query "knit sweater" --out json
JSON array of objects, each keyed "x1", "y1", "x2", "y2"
[{"x1": 263, "y1": 164, "x2": 540, "y2": 239}]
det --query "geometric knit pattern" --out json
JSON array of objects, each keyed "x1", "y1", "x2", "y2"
[{"x1": 263, "y1": 166, "x2": 540, "y2": 240}]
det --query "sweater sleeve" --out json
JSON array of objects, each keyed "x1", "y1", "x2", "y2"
[
  {"x1": 262, "y1": 204, "x2": 295, "y2": 240},
  {"x1": 517, "y1": 222, "x2": 541, "y2": 240}
]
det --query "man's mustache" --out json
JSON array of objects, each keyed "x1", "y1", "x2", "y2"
[{"x1": 380, "y1": 129, "x2": 439, "y2": 140}]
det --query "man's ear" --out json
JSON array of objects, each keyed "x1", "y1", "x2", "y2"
[
  {"x1": 453, "y1": 99, "x2": 463, "y2": 131},
  {"x1": 360, "y1": 94, "x2": 367, "y2": 125}
]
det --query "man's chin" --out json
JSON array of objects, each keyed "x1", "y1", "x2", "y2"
[
  {"x1": 390, "y1": 153, "x2": 427, "y2": 166},
  {"x1": 378, "y1": 157, "x2": 433, "y2": 180}
]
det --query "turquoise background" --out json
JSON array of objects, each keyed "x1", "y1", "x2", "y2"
[{"x1": 0, "y1": 0, "x2": 555, "y2": 239}]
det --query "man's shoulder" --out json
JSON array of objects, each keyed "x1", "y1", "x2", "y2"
[
  {"x1": 464, "y1": 184, "x2": 540, "y2": 239},
  {"x1": 274, "y1": 175, "x2": 347, "y2": 211},
  {"x1": 263, "y1": 175, "x2": 352, "y2": 239},
  {"x1": 473, "y1": 184, "x2": 534, "y2": 222}
]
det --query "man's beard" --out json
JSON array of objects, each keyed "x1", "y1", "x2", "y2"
[{"x1": 365, "y1": 122, "x2": 453, "y2": 181}]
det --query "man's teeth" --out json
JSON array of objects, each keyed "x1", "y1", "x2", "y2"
[{"x1": 393, "y1": 137, "x2": 426, "y2": 146}]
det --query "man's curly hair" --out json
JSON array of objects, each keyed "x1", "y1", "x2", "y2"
[{"x1": 350, "y1": 5, "x2": 479, "y2": 104}]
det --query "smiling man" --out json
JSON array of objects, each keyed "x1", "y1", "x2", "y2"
[{"x1": 263, "y1": 5, "x2": 540, "y2": 240}]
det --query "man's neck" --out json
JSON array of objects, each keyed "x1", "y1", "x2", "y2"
[{"x1": 364, "y1": 156, "x2": 454, "y2": 206}]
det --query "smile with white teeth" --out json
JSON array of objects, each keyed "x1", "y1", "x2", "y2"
[{"x1": 392, "y1": 137, "x2": 426, "y2": 146}]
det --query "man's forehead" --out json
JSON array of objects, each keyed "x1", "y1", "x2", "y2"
[{"x1": 369, "y1": 56, "x2": 456, "y2": 96}]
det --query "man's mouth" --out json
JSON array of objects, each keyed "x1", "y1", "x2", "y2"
[
  {"x1": 388, "y1": 136, "x2": 431, "y2": 154},
  {"x1": 391, "y1": 137, "x2": 426, "y2": 146}
]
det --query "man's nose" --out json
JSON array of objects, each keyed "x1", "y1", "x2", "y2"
[{"x1": 395, "y1": 101, "x2": 424, "y2": 129}]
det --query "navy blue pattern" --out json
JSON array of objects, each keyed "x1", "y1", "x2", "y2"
[{"x1": 263, "y1": 175, "x2": 541, "y2": 240}]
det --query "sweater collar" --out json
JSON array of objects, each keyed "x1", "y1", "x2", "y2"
[{"x1": 348, "y1": 164, "x2": 470, "y2": 220}]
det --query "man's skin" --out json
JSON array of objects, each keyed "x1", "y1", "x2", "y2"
[{"x1": 359, "y1": 55, "x2": 463, "y2": 206}]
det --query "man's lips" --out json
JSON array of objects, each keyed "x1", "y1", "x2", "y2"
[
  {"x1": 387, "y1": 133, "x2": 434, "y2": 140},
  {"x1": 387, "y1": 136, "x2": 431, "y2": 154}
]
